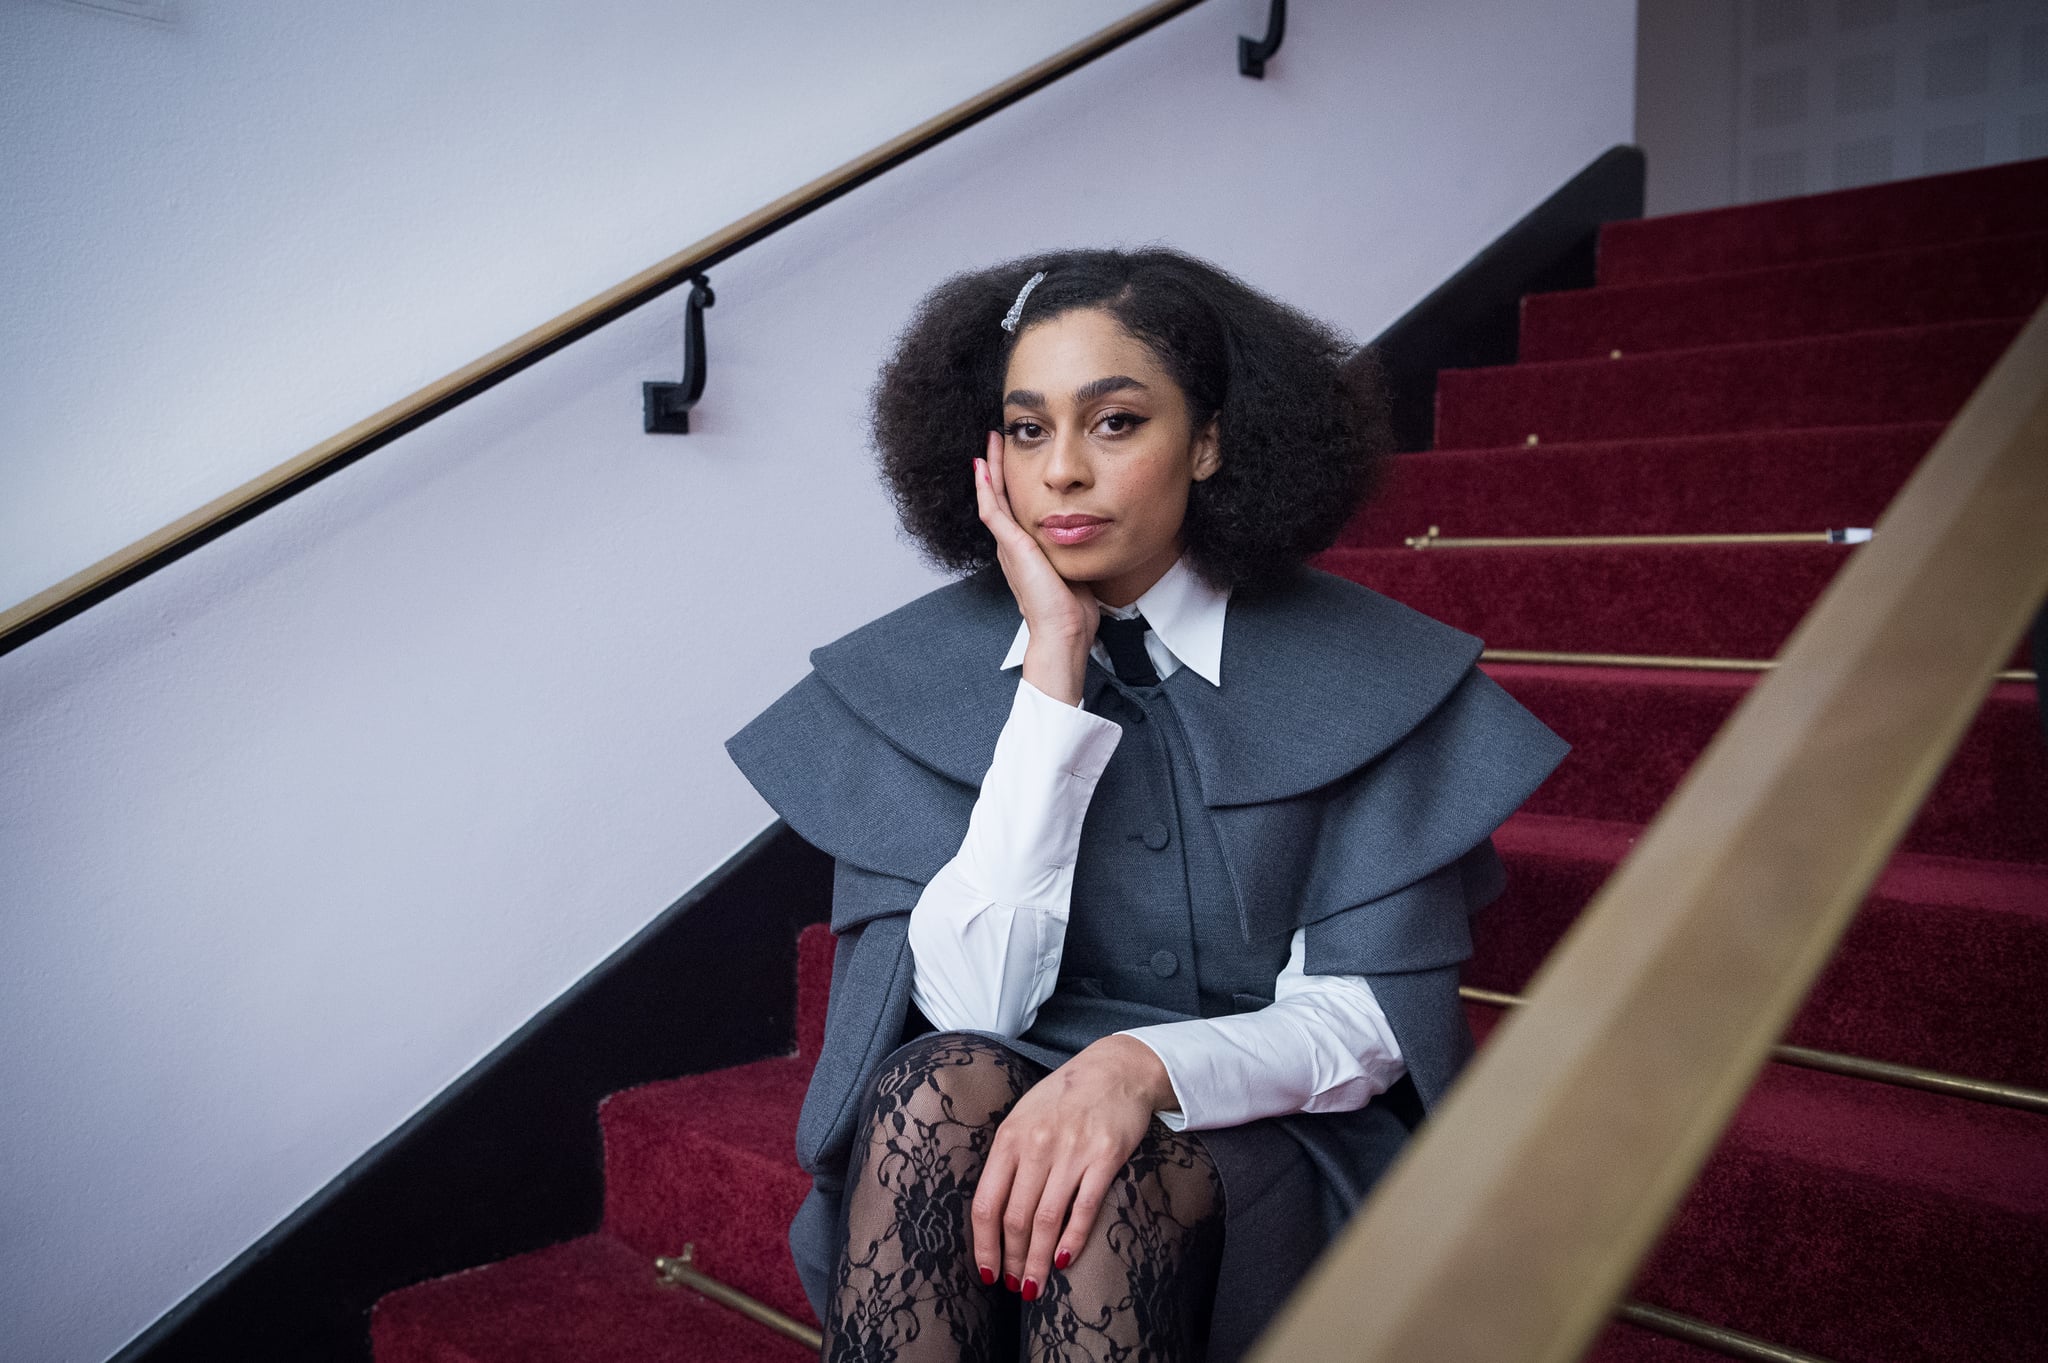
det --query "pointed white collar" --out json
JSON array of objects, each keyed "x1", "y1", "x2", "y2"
[{"x1": 999, "y1": 555, "x2": 1230, "y2": 686}]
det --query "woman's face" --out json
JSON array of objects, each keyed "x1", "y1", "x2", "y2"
[{"x1": 999, "y1": 307, "x2": 1220, "y2": 607}]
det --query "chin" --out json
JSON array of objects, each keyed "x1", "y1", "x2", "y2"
[{"x1": 1043, "y1": 543, "x2": 1124, "y2": 584}]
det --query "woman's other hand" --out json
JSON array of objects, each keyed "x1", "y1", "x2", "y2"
[
  {"x1": 976, "y1": 430, "x2": 1097, "y2": 706},
  {"x1": 970, "y1": 1033, "x2": 1175, "y2": 1299}
]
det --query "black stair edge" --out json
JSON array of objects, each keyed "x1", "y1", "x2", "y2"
[
  {"x1": 108, "y1": 821, "x2": 832, "y2": 1363},
  {"x1": 1366, "y1": 143, "x2": 1647, "y2": 451}
]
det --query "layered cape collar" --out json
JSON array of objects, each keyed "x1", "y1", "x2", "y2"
[{"x1": 805, "y1": 566, "x2": 1483, "y2": 807}]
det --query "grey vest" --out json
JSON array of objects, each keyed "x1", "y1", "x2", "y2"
[
  {"x1": 1028, "y1": 672, "x2": 1321, "y2": 1050},
  {"x1": 727, "y1": 566, "x2": 1570, "y2": 1349}
]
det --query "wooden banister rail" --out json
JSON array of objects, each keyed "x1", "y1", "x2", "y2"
[
  {"x1": 1250, "y1": 297, "x2": 2048, "y2": 1362},
  {"x1": 0, "y1": 0, "x2": 1208, "y2": 660}
]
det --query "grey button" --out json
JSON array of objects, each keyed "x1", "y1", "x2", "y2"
[
  {"x1": 1142, "y1": 823, "x2": 1170, "y2": 850},
  {"x1": 1150, "y1": 950, "x2": 1179, "y2": 978}
]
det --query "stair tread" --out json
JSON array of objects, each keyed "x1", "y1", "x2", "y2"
[
  {"x1": 370, "y1": 1231, "x2": 813, "y2": 1363},
  {"x1": 1523, "y1": 229, "x2": 2048, "y2": 360},
  {"x1": 602, "y1": 1053, "x2": 811, "y2": 1159}
]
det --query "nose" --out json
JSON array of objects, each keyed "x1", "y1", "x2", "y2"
[{"x1": 1042, "y1": 427, "x2": 1092, "y2": 490}]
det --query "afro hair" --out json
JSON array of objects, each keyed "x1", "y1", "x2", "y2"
[{"x1": 869, "y1": 246, "x2": 1391, "y2": 589}]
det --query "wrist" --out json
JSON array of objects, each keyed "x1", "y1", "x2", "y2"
[
  {"x1": 1092, "y1": 1033, "x2": 1178, "y2": 1113},
  {"x1": 1021, "y1": 634, "x2": 1088, "y2": 707}
]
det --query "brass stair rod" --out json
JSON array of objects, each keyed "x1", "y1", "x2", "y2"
[
  {"x1": 1616, "y1": 1301, "x2": 1842, "y2": 1363},
  {"x1": 1462, "y1": 987, "x2": 2048, "y2": 1114},
  {"x1": 655, "y1": 1244, "x2": 824, "y2": 1351},
  {"x1": 653, "y1": 1237, "x2": 1827, "y2": 1363},
  {"x1": 1478, "y1": 648, "x2": 2038, "y2": 685},
  {"x1": 1404, "y1": 526, "x2": 1874, "y2": 549}
]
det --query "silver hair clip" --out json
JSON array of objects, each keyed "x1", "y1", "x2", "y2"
[{"x1": 1000, "y1": 270, "x2": 1046, "y2": 332}]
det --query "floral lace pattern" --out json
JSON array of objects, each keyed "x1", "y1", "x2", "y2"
[{"x1": 823, "y1": 1031, "x2": 1223, "y2": 1363}]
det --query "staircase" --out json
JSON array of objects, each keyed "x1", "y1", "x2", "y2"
[{"x1": 371, "y1": 158, "x2": 2048, "y2": 1362}]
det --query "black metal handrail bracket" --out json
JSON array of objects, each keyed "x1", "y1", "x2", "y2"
[
  {"x1": 643, "y1": 275, "x2": 715, "y2": 434},
  {"x1": 1239, "y1": 0, "x2": 1285, "y2": 78},
  {"x1": 0, "y1": 0, "x2": 1212, "y2": 658}
]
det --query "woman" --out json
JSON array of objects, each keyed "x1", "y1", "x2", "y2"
[{"x1": 727, "y1": 248, "x2": 1568, "y2": 1361}]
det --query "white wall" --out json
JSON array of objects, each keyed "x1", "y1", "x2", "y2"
[
  {"x1": 1637, "y1": 0, "x2": 2048, "y2": 215},
  {"x1": 0, "y1": 2, "x2": 1637, "y2": 1360}
]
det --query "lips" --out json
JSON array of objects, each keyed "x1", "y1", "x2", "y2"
[
  {"x1": 1048, "y1": 511, "x2": 1114, "y2": 544},
  {"x1": 1040, "y1": 514, "x2": 1110, "y2": 546}
]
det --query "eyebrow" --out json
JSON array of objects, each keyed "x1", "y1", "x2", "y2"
[{"x1": 1003, "y1": 375, "x2": 1150, "y2": 409}]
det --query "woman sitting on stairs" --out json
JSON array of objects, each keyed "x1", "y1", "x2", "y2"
[{"x1": 727, "y1": 248, "x2": 1568, "y2": 1362}]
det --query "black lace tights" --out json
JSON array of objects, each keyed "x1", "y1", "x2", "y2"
[{"x1": 823, "y1": 1032, "x2": 1224, "y2": 1363}]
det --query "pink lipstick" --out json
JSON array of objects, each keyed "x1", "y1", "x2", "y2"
[{"x1": 1041, "y1": 514, "x2": 1110, "y2": 546}]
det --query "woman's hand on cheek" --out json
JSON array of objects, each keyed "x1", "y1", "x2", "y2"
[
  {"x1": 976, "y1": 430, "x2": 1097, "y2": 706},
  {"x1": 969, "y1": 1035, "x2": 1175, "y2": 1300}
]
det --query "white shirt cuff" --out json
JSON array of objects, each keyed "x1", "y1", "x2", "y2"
[{"x1": 1114, "y1": 931, "x2": 1406, "y2": 1130}]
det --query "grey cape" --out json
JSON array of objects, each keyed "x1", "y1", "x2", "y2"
[{"x1": 726, "y1": 565, "x2": 1569, "y2": 1358}]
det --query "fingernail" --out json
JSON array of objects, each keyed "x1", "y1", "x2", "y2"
[
  {"x1": 979, "y1": 1265, "x2": 995, "y2": 1286},
  {"x1": 1021, "y1": 1277, "x2": 1039, "y2": 1302},
  {"x1": 1004, "y1": 1273, "x2": 1019, "y2": 1293},
  {"x1": 1054, "y1": 1249, "x2": 1072, "y2": 1270}
]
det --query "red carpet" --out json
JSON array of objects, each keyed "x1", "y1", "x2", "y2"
[{"x1": 373, "y1": 159, "x2": 2048, "y2": 1361}]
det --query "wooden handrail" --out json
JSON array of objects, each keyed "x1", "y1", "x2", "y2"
[
  {"x1": 1251, "y1": 297, "x2": 2048, "y2": 1362},
  {"x1": 0, "y1": 0, "x2": 1208, "y2": 659}
]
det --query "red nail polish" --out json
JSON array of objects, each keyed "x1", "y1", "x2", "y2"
[
  {"x1": 1054, "y1": 1249, "x2": 1072, "y2": 1270},
  {"x1": 1022, "y1": 1277, "x2": 1040, "y2": 1302},
  {"x1": 979, "y1": 1265, "x2": 995, "y2": 1286},
  {"x1": 1004, "y1": 1273, "x2": 1019, "y2": 1293}
]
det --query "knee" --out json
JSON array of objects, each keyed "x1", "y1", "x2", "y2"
[{"x1": 860, "y1": 1031, "x2": 1032, "y2": 1137}]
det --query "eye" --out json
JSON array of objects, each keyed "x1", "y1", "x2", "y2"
[
  {"x1": 1004, "y1": 418, "x2": 1047, "y2": 442},
  {"x1": 1096, "y1": 411, "x2": 1148, "y2": 437}
]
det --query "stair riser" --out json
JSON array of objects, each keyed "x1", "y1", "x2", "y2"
[
  {"x1": 1320, "y1": 543, "x2": 1849, "y2": 661},
  {"x1": 1485, "y1": 668, "x2": 2048, "y2": 864},
  {"x1": 1340, "y1": 425, "x2": 1938, "y2": 546},
  {"x1": 1472, "y1": 826, "x2": 2048, "y2": 1089},
  {"x1": 603, "y1": 1125, "x2": 816, "y2": 1325},
  {"x1": 1467, "y1": 1007, "x2": 2048, "y2": 1363},
  {"x1": 1325, "y1": 544, "x2": 2030, "y2": 671},
  {"x1": 1596, "y1": 158, "x2": 2048, "y2": 285},
  {"x1": 1435, "y1": 320, "x2": 2020, "y2": 448},
  {"x1": 1634, "y1": 1137, "x2": 2047, "y2": 1363},
  {"x1": 1524, "y1": 232, "x2": 2048, "y2": 361}
]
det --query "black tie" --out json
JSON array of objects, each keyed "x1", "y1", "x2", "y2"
[{"x1": 1096, "y1": 613, "x2": 1161, "y2": 686}]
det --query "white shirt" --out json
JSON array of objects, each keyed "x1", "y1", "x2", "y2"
[{"x1": 904, "y1": 557, "x2": 1407, "y2": 1131}]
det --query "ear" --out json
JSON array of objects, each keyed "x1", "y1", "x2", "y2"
[{"x1": 1189, "y1": 416, "x2": 1222, "y2": 482}]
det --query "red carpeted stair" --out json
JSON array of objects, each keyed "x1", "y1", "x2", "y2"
[
  {"x1": 372, "y1": 159, "x2": 2048, "y2": 1361},
  {"x1": 1328, "y1": 155, "x2": 2048, "y2": 1363}
]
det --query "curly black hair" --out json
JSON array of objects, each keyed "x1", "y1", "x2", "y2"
[{"x1": 870, "y1": 246, "x2": 1390, "y2": 589}]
